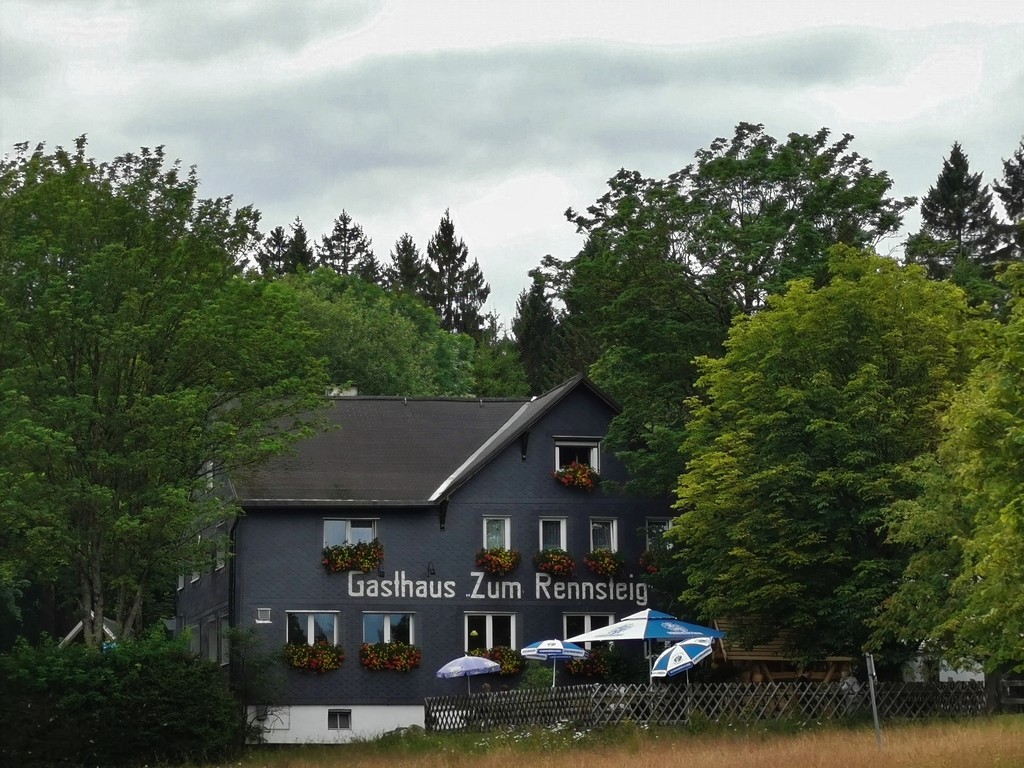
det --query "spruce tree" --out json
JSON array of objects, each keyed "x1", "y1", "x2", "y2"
[
  {"x1": 993, "y1": 137, "x2": 1024, "y2": 260},
  {"x1": 318, "y1": 210, "x2": 375, "y2": 276},
  {"x1": 423, "y1": 210, "x2": 490, "y2": 338},
  {"x1": 253, "y1": 225, "x2": 289, "y2": 277},
  {"x1": 512, "y1": 270, "x2": 560, "y2": 395},
  {"x1": 385, "y1": 233, "x2": 426, "y2": 295},
  {"x1": 284, "y1": 217, "x2": 315, "y2": 273},
  {"x1": 915, "y1": 142, "x2": 999, "y2": 276}
]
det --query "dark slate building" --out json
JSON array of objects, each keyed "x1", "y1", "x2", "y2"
[{"x1": 176, "y1": 375, "x2": 671, "y2": 742}]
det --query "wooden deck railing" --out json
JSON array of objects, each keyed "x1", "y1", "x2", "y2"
[{"x1": 423, "y1": 681, "x2": 986, "y2": 733}]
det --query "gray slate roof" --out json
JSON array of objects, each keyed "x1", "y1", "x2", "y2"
[{"x1": 232, "y1": 375, "x2": 617, "y2": 506}]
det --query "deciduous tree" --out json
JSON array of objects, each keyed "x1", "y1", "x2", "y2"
[{"x1": 0, "y1": 139, "x2": 327, "y2": 645}]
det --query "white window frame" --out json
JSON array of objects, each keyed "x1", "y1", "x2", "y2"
[
  {"x1": 188, "y1": 623, "x2": 200, "y2": 655},
  {"x1": 286, "y1": 611, "x2": 338, "y2": 645},
  {"x1": 589, "y1": 518, "x2": 618, "y2": 552},
  {"x1": 539, "y1": 518, "x2": 567, "y2": 551},
  {"x1": 256, "y1": 607, "x2": 272, "y2": 623},
  {"x1": 645, "y1": 518, "x2": 673, "y2": 550},
  {"x1": 219, "y1": 616, "x2": 230, "y2": 666},
  {"x1": 214, "y1": 523, "x2": 226, "y2": 570},
  {"x1": 177, "y1": 573, "x2": 185, "y2": 591},
  {"x1": 563, "y1": 613, "x2": 614, "y2": 648},
  {"x1": 324, "y1": 518, "x2": 377, "y2": 547},
  {"x1": 464, "y1": 612, "x2": 517, "y2": 652},
  {"x1": 361, "y1": 612, "x2": 414, "y2": 645},
  {"x1": 553, "y1": 439, "x2": 600, "y2": 472},
  {"x1": 328, "y1": 709, "x2": 352, "y2": 730},
  {"x1": 191, "y1": 533, "x2": 201, "y2": 583},
  {"x1": 482, "y1": 517, "x2": 511, "y2": 549}
]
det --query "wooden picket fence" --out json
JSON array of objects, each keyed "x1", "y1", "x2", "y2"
[{"x1": 423, "y1": 681, "x2": 986, "y2": 733}]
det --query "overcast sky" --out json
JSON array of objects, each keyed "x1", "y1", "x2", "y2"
[{"x1": 2, "y1": 1, "x2": 1022, "y2": 325}]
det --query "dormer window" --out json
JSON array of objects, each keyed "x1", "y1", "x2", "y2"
[{"x1": 554, "y1": 439, "x2": 600, "y2": 473}]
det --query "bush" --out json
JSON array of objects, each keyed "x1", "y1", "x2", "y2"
[{"x1": 0, "y1": 631, "x2": 240, "y2": 767}]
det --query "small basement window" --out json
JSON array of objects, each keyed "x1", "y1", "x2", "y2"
[{"x1": 328, "y1": 709, "x2": 352, "y2": 730}]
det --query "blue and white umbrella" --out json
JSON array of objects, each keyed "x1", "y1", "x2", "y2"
[
  {"x1": 436, "y1": 654, "x2": 500, "y2": 692},
  {"x1": 521, "y1": 639, "x2": 587, "y2": 687},
  {"x1": 650, "y1": 636, "x2": 715, "y2": 678},
  {"x1": 565, "y1": 609, "x2": 724, "y2": 643}
]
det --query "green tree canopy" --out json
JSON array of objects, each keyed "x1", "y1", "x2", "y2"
[
  {"x1": 284, "y1": 268, "x2": 475, "y2": 396},
  {"x1": 874, "y1": 266, "x2": 1024, "y2": 672},
  {"x1": 0, "y1": 139, "x2": 327, "y2": 645},
  {"x1": 547, "y1": 124, "x2": 914, "y2": 495},
  {"x1": 317, "y1": 209, "x2": 375, "y2": 276},
  {"x1": 670, "y1": 247, "x2": 975, "y2": 659}
]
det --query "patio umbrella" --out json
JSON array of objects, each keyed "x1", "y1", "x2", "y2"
[
  {"x1": 650, "y1": 636, "x2": 715, "y2": 678},
  {"x1": 435, "y1": 654, "x2": 501, "y2": 693},
  {"x1": 565, "y1": 609, "x2": 724, "y2": 681},
  {"x1": 520, "y1": 639, "x2": 587, "y2": 687}
]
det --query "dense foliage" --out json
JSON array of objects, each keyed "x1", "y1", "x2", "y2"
[
  {"x1": 671, "y1": 248, "x2": 977, "y2": 659},
  {"x1": 0, "y1": 633, "x2": 239, "y2": 767},
  {"x1": 0, "y1": 139, "x2": 327, "y2": 644}
]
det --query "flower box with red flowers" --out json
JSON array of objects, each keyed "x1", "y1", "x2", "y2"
[
  {"x1": 639, "y1": 549, "x2": 665, "y2": 574},
  {"x1": 552, "y1": 461, "x2": 599, "y2": 491},
  {"x1": 584, "y1": 547, "x2": 626, "y2": 579},
  {"x1": 475, "y1": 547, "x2": 521, "y2": 576},
  {"x1": 282, "y1": 640, "x2": 345, "y2": 673},
  {"x1": 322, "y1": 538, "x2": 384, "y2": 574},
  {"x1": 533, "y1": 548, "x2": 575, "y2": 578},
  {"x1": 359, "y1": 641, "x2": 422, "y2": 672},
  {"x1": 470, "y1": 645, "x2": 525, "y2": 676}
]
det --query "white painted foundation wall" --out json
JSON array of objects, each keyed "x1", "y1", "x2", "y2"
[{"x1": 252, "y1": 704, "x2": 425, "y2": 744}]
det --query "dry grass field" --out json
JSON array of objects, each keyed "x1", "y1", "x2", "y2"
[{"x1": 206, "y1": 716, "x2": 1024, "y2": 768}]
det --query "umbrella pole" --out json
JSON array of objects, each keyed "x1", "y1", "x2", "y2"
[{"x1": 551, "y1": 659, "x2": 556, "y2": 688}]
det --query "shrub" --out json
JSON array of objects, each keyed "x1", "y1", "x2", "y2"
[{"x1": 0, "y1": 631, "x2": 239, "y2": 767}]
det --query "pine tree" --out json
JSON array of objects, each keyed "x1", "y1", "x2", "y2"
[
  {"x1": 354, "y1": 251, "x2": 383, "y2": 285},
  {"x1": 915, "y1": 142, "x2": 999, "y2": 277},
  {"x1": 318, "y1": 210, "x2": 375, "y2": 275},
  {"x1": 385, "y1": 233, "x2": 426, "y2": 296},
  {"x1": 423, "y1": 210, "x2": 490, "y2": 337},
  {"x1": 284, "y1": 217, "x2": 315, "y2": 273},
  {"x1": 512, "y1": 270, "x2": 560, "y2": 395}
]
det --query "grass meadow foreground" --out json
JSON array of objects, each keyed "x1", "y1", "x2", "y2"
[{"x1": 199, "y1": 716, "x2": 1024, "y2": 768}]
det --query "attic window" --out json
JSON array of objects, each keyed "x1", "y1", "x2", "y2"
[{"x1": 554, "y1": 440, "x2": 599, "y2": 473}]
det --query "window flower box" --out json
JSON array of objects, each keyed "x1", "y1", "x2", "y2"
[
  {"x1": 282, "y1": 640, "x2": 345, "y2": 673},
  {"x1": 639, "y1": 549, "x2": 665, "y2": 574},
  {"x1": 566, "y1": 645, "x2": 617, "y2": 679},
  {"x1": 552, "y1": 461, "x2": 599, "y2": 491},
  {"x1": 533, "y1": 548, "x2": 575, "y2": 578},
  {"x1": 359, "y1": 641, "x2": 422, "y2": 672},
  {"x1": 470, "y1": 645, "x2": 525, "y2": 676},
  {"x1": 475, "y1": 547, "x2": 521, "y2": 576},
  {"x1": 322, "y1": 538, "x2": 383, "y2": 573},
  {"x1": 584, "y1": 547, "x2": 625, "y2": 579}
]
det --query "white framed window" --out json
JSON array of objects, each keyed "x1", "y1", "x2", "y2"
[
  {"x1": 177, "y1": 573, "x2": 185, "y2": 591},
  {"x1": 201, "y1": 459, "x2": 215, "y2": 490},
  {"x1": 324, "y1": 519, "x2": 377, "y2": 547},
  {"x1": 564, "y1": 613, "x2": 613, "y2": 649},
  {"x1": 483, "y1": 517, "x2": 510, "y2": 549},
  {"x1": 256, "y1": 607, "x2": 272, "y2": 623},
  {"x1": 286, "y1": 612, "x2": 338, "y2": 645},
  {"x1": 219, "y1": 616, "x2": 230, "y2": 665},
  {"x1": 206, "y1": 618, "x2": 219, "y2": 662},
  {"x1": 328, "y1": 709, "x2": 352, "y2": 730},
  {"x1": 539, "y1": 518, "x2": 567, "y2": 550},
  {"x1": 590, "y1": 518, "x2": 618, "y2": 551},
  {"x1": 188, "y1": 623, "x2": 200, "y2": 655},
  {"x1": 191, "y1": 533, "x2": 202, "y2": 582},
  {"x1": 214, "y1": 523, "x2": 227, "y2": 570},
  {"x1": 362, "y1": 612, "x2": 413, "y2": 645},
  {"x1": 554, "y1": 439, "x2": 600, "y2": 472},
  {"x1": 465, "y1": 613, "x2": 515, "y2": 652},
  {"x1": 645, "y1": 518, "x2": 672, "y2": 550}
]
